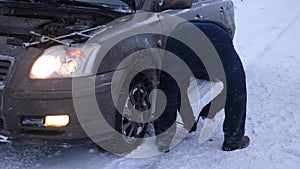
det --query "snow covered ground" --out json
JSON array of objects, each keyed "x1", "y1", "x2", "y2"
[{"x1": 1, "y1": 0, "x2": 299, "y2": 168}]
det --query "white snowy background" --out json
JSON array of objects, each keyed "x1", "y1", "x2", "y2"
[{"x1": 0, "y1": 0, "x2": 299, "y2": 168}]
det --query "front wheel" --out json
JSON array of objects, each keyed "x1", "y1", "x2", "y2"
[{"x1": 111, "y1": 71, "x2": 157, "y2": 154}]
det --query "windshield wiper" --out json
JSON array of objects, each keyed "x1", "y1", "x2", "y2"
[{"x1": 23, "y1": 25, "x2": 105, "y2": 48}]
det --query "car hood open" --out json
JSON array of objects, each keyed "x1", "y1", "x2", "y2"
[{"x1": 0, "y1": 0, "x2": 137, "y2": 11}]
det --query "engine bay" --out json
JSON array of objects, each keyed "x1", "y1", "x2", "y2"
[{"x1": 0, "y1": 1, "x2": 119, "y2": 47}]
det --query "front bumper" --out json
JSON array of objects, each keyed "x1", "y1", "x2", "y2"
[{"x1": 0, "y1": 42, "x2": 116, "y2": 142}]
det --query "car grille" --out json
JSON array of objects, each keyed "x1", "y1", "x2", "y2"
[{"x1": 0, "y1": 55, "x2": 14, "y2": 89}]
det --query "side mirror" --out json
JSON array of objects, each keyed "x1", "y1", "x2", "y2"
[{"x1": 160, "y1": 0, "x2": 193, "y2": 11}]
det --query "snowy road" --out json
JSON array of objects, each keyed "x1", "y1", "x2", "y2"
[{"x1": 1, "y1": 0, "x2": 299, "y2": 168}]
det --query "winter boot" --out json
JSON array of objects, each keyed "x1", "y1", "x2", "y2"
[{"x1": 222, "y1": 136, "x2": 250, "y2": 151}]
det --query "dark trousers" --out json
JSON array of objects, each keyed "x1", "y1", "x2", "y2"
[{"x1": 154, "y1": 22, "x2": 247, "y2": 144}]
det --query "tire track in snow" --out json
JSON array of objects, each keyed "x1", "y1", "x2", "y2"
[{"x1": 258, "y1": 11, "x2": 300, "y2": 57}]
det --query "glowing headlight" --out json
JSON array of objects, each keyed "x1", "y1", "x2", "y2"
[
  {"x1": 30, "y1": 55, "x2": 61, "y2": 79},
  {"x1": 30, "y1": 46, "x2": 85, "y2": 79}
]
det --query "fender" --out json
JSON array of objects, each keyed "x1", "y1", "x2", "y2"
[{"x1": 96, "y1": 33, "x2": 163, "y2": 75}]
